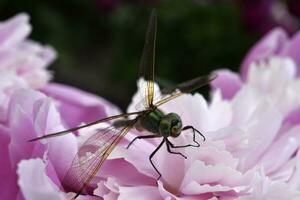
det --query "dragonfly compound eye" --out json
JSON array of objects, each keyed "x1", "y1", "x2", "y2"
[{"x1": 168, "y1": 113, "x2": 182, "y2": 137}]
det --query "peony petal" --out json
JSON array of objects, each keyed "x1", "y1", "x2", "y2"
[
  {"x1": 288, "y1": 150, "x2": 300, "y2": 190},
  {"x1": 181, "y1": 160, "x2": 252, "y2": 195},
  {"x1": 122, "y1": 137, "x2": 162, "y2": 179},
  {"x1": 0, "y1": 125, "x2": 18, "y2": 199},
  {"x1": 184, "y1": 140, "x2": 239, "y2": 169},
  {"x1": 283, "y1": 107, "x2": 300, "y2": 128},
  {"x1": 93, "y1": 178, "x2": 119, "y2": 200},
  {"x1": 158, "y1": 181, "x2": 207, "y2": 200},
  {"x1": 236, "y1": 95, "x2": 283, "y2": 171},
  {"x1": 247, "y1": 57, "x2": 296, "y2": 94},
  {"x1": 246, "y1": 56, "x2": 300, "y2": 115},
  {"x1": 42, "y1": 83, "x2": 121, "y2": 128},
  {"x1": 0, "y1": 13, "x2": 31, "y2": 49},
  {"x1": 231, "y1": 85, "x2": 264, "y2": 127},
  {"x1": 280, "y1": 32, "x2": 300, "y2": 76},
  {"x1": 99, "y1": 157, "x2": 154, "y2": 187},
  {"x1": 240, "y1": 28, "x2": 288, "y2": 80},
  {"x1": 208, "y1": 126, "x2": 248, "y2": 154},
  {"x1": 17, "y1": 159, "x2": 65, "y2": 200},
  {"x1": 161, "y1": 93, "x2": 210, "y2": 132},
  {"x1": 118, "y1": 185, "x2": 161, "y2": 200},
  {"x1": 269, "y1": 158, "x2": 295, "y2": 182},
  {"x1": 32, "y1": 96, "x2": 77, "y2": 180},
  {"x1": 236, "y1": 171, "x2": 300, "y2": 200},
  {"x1": 161, "y1": 91, "x2": 232, "y2": 133},
  {"x1": 7, "y1": 88, "x2": 77, "y2": 184},
  {"x1": 211, "y1": 69, "x2": 242, "y2": 100},
  {"x1": 260, "y1": 125, "x2": 300, "y2": 175},
  {"x1": 8, "y1": 89, "x2": 47, "y2": 168},
  {"x1": 14, "y1": 40, "x2": 56, "y2": 89}
]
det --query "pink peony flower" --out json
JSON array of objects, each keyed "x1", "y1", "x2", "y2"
[
  {"x1": 3, "y1": 89, "x2": 76, "y2": 200},
  {"x1": 0, "y1": 14, "x2": 121, "y2": 200},
  {"x1": 0, "y1": 13, "x2": 56, "y2": 122},
  {"x1": 2, "y1": 88, "x2": 118, "y2": 200}
]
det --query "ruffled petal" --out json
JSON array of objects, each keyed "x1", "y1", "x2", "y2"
[
  {"x1": 281, "y1": 32, "x2": 300, "y2": 76},
  {"x1": 42, "y1": 83, "x2": 121, "y2": 128},
  {"x1": 0, "y1": 13, "x2": 31, "y2": 49},
  {"x1": 0, "y1": 125, "x2": 18, "y2": 199},
  {"x1": 119, "y1": 185, "x2": 161, "y2": 200},
  {"x1": 240, "y1": 28, "x2": 288, "y2": 79},
  {"x1": 17, "y1": 159, "x2": 65, "y2": 200},
  {"x1": 211, "y1": 69, "x2": 242, "y2": 100}
]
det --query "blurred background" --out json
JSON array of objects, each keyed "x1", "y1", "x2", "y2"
[{"x1": 0, "y1": 0, "x2": 299, "y2": 110}]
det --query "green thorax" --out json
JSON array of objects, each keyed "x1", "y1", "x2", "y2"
[
  {"x1": 138, "y1": 108, "x2": 165, "y2": 135},
  {"x1": 138, "y1": 108, "x2": 183, "y2": 137}
]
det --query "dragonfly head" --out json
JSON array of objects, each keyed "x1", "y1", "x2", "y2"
[{"x1": 159, "y1": 113, "x2": 182, "y2": 137}]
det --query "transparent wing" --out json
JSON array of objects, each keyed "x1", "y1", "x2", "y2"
[
  {"x1": 28, "y1": 111, "x2": 143, "y2": 142},
  {"x1": 63, "y1": 119, "x2": 137, "y2": 198},
  {"x1": 139, "y1": 9, "x2": 157, "y2": 108},
  {"x1": 154, "y1": 74, "x2": 217, "y2": 107},
  {"x1": 134, "y1": 79, "x2": 161, "y2": 112}
]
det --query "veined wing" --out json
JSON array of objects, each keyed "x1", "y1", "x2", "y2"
[
  {"x1": 154, "y1": 74, "x2": 217, "y2": 107},
  {"x1": 139, "y1": 9, "x2": 157, "y2": 109},
  {"x1": 63, "y1": 119, "x2": 137, "y2": 199},
  {"x1": 134, "y1": 79, "x2": 161, "y2": 111},
  {"x1": 28, "y1": 111, "x2": 143, "y2": 142}
]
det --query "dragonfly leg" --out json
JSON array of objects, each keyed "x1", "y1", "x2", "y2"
[
  {"x1": 150, "y1": 139, "x2": 165, "y2": 180},
  {"x1": 126, "y1": 135, "x2": 161, "y2": 149},
  {"x1": 167, "y1": 135, "x2": 200, "y2": 148},
  {"x1": 165, "y1": 138, "x2": 187, "y2": 159},
  {"x1": 182, "y1": 125, "x2": 205, "y2": 142}
]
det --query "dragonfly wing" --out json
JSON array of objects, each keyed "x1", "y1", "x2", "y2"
[
  {"x1": 28, "y1": 111, "x2": 143, "y2": 142},
  {"x1": 139, "y1": 9, "x2": 157, "y2": 108},
  {"x1": 154, "y1": 74, "x2": 217, "y2": 107},
  {"x1": 134, "y1": 79, "x2": 161, "y2": 111},
  {"x1": 62, "y1": 119, "x2": 137, "y2": 198}
]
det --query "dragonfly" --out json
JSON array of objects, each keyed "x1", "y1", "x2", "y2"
[{"x1": 29, "y1": 9, "x2": 216, "y2": 199}]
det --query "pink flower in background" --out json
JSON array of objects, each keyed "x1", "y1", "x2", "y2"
[
  {"x1": 0, "y1": 13, "x2": 121, "y2": 200},
  {"x1": 0, "y1": 13, "x2": 55, "y2": 122},
  {"x1": 2, "y1": 88, "x2": 119, "y2": 200},
  {"x1": 3, "y1": 89, "x2": 76, "y2": 200}
]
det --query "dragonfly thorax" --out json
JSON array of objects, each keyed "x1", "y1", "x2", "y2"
[{"x1": 138, "y1": 108, "x2": 183, "y2": 137}]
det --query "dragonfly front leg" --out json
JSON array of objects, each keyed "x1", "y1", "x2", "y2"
[
  {"x1": 126, "y1": 135, "x2": 161, "y2": 149},
  {"x1": 166, "y1": 138, "x2": 187, "y2": 159},
  {"x1": 167, "y1": 131, "x2": 200, "y2": 148},
  {"x1": 182, "y1": 125, "x2": 205, "y2": 142}
]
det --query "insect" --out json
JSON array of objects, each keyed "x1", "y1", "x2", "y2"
[{"x1": 29, "y1": 9, "x2": 216, "y2": 199}]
